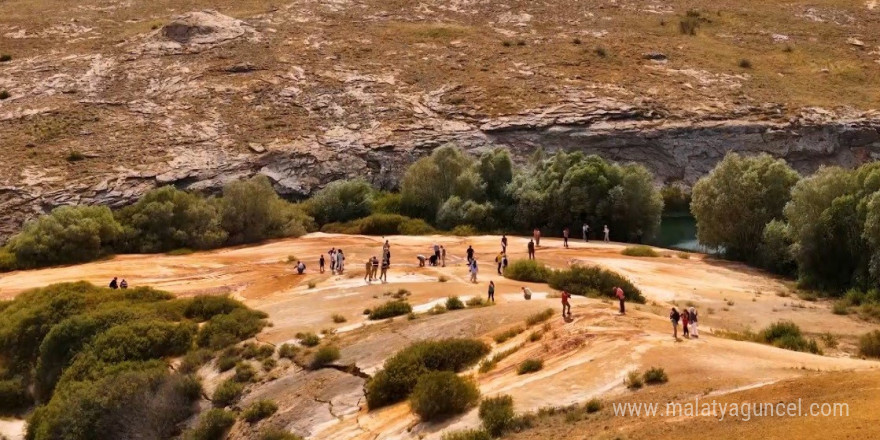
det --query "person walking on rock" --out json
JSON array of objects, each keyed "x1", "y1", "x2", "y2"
[
  {"x1": 380, "y1": 257, "x2": 389, "y2": 283},
  {"x1": 488, "y1": 281, "x2": 495, "y2": 303},
  {"x1": 336, "y1": 249, "x2": 345, "y2": 274},
  {"x1": 615, "y1": 286, "x2": 625, "y2": 314},
  {"x1": 319, "y1": 254, "x2": 325, "y2": 274},
  {"x1": 371, "y1": 256, "x2": 379, "y2": 280},
  {"x1": 469, "y1": 259, "x2": 479, "y2": 283},
  {"x1": 681, "y1": 307, "x2": 690, "y2": 338},
  {"x1": 496, "y1": 252, "x2": 504, "y2": 275},
  {"x1": 433, "y1": 243, "x2": 441, "y2": 264},
  {"x1": 364, "y1": 259, "x2": 372, "y2": 283},
  {"x1": 534, "y1": 228, "x2": 541, "y2": 247},
  {"x1": 603, "y1": 225, "x2": 610, "y2": 242},
  {"x1": 329, "y1": 248, "x2": 336, "y2": 274},
  {"x1": 501, "y1": 234, "x2": 508, "y2": 253},
  {"x1": 670, "y1": 307, "x2": 681, "y2": 339},
  {"x1": 527, "y1": 239, "x2": 535, "y2": 260},
  {"x1": 563, "y1": 227, "x2": 570, "y2": 248},
  {"x1": 561, "y1": 290, "x2": 571, "y2": 318},
  {"x1": 583, "y1": 222, "x2": 590, "y2": 242},
  {"x1": 466, "y1": 245, "x2": 475, "y2": 264}
]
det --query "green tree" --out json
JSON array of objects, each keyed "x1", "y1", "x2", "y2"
[
  {"x1": 219, "y1": 176, "x2": 312, "y2": 245},
  {"x1": 399, "y1": 146, "x2": 485, "y2": 221},
  {"x1": 691, "y1": 153, "x2": 800, "y2": 261},
  {"x1": 306, "y1": 179, "x2": 374, "y2": 225},
  {"x1": 6, "y1": 206, "x2": 122, "y2": 268}
]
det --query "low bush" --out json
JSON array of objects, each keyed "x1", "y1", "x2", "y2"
[
  {"x1": 428, "y1": 304, "x2": 447, "y2": 315},
  {"x1": 309, "y1": 345, "x2": 341, "y2": 370},
  {"x1": 0, "y1": 250, "x2": 18, "y2": 272},
  {"x1": 621, "y1": 246, "x2": 659, "y2": 257},
  {"x1": 297, "y1": 332, "x2": 321, "y2": 347},
  {"x1": 585, "y1": 398, "x2": 602, "y2": 413},
  {"x1": 212, "y1": 379, "x2": 244, "y2": 407},
  {"x1": 216, "y1": 353, "x2": 238, "y2": 372},
  {"x1": 262, "y1": 358, "x2": 276, "y2": 371},
  {"x1": 758, "y1": 321, "x2": 820, "y2": 354},
  {"x1": 331, "y1": 314, "x2": 347, "y2": 323},
  {"x1": 525, "y1": 308, "x2": 554, "y2": 326},
  {"x1": 306, "y1": 179, "x2": 374, "y2": 226},
  {"x1": 197, "y1": 308, "x2": 269, "y2": 349},
  {"x1": 739, "y1": 58, "x2": 753, "y2": 69},
  {"x1": 260, "y1": 428, "x2": 304, "y2": 440},
  {"x1": 643, "y1": 367, "x2": 668, "y2": 384},
  {"x1": 179, "y1": 349, "x2": 214, "y2": 374},
  {"x1": 451, "y1": 225, "x2": 479, "y2": 236},
  {"x1": 409, "y1": 371, "x2": 480, "y2": 421},
  {"x1": 321, "y1": 214, "x2": 436, "y2": 236},
  {"x1": 446, "y1": 296, "x2": 465, "y2": 310},
  {"x1": 243, "y1": 400, "x2": 278, "y2": 423},
  {"x1": 479, "y1": 395, "x2": 515, "y2": 436},
  {"x1": 441, "y1": 430, "x2": 491, "y2": 440},
  {"x1": 478, "y1": 345, "x2": 522, "y2": 373},
  {"x1": 186, "y1": 409, "x2": 236, "y2": 440},
  {"x1": 366, "y1": 339, "x2": 489, "y2": 409},
  {"x1": 240, "y1": 343, "x2": 275, "y2": 360},
  {"x1": 517, "y1": 358, "x2": 543, "y2": 375},
  {"x1": 466, "y1": 297, "x2": 488, "y2": 307},
  {"x1": 369, "y1": 300, "x2": 412, "y2": 320},
  {"x1": 186, "y1": 295, "x2": 247, "y2": 322},
  {"x1": 278, "y1": 343, "x2": 298, "y2": 359},
  {"x1": 0, "y1": 54, "x2": 11, "y2": 62},
  {"x1": 859, "y1": 330, "x2": 880, "y2": 358},
  {"x1": 626, "y1": 370, "x2": 643, "y2": 389},
  {"x1": 528, "y1": 331, "x2": 543, "y2": 342},
  {"x1": 548, "y1": 265, "x2": 645, "y2": 303},
  {"x1": 234, "y1": 362, "x2": 257, "y2": 382},
  {"x1": 504, "y1": 260, "x2": 552, "y2": 283},
  {"x1": 0, "y1": 377, "x2": 30, "y2": 414},
  {"x1": 494, "y1": 326, "x2": 525, "y2": 344}
]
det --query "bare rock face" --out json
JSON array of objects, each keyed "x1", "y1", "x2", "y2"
[{"x1": 144, "y1": 10, "x2": 258, "y2": 54}]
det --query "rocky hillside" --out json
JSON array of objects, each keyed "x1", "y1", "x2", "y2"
[{"x1": 1, "y1": 0, "x2": 880, "y2": 240}]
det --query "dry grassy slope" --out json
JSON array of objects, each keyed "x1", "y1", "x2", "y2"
[{"x1": 0, "y1": 0, "x2": 879, "y2": 240}]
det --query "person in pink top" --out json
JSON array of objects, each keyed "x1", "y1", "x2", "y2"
[
  {"x1": 681, "y1": 307, "x2": 690, "y2": 338},
  {"x1": 561, "y1": 290, "x2": 571, "y2": 318},
  {"x1": 614, "y1": 286, "x2": 625, "y2": 314}
]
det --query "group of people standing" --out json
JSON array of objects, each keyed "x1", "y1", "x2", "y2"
[
  {"x1": 321, "y1": 248, "x2": 346, "y2": 274},
  {"x1": 669, "y1": 306, "x2": 699, "y2": 339},
  {"x1": 364, "y1": 241, "x2": 392, "y2": 283}
]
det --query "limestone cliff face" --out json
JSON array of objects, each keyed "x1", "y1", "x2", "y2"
[{"x1": 2, "y1": 5, "x2": 880, "y2": 242}]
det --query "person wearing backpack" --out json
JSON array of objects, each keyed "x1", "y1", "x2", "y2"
[
  {"x1": 688, "y1": 307, "x2": 699, "y2": 338},
  {"x1": 669, "y1": 307, "x2": 680, "y2": 339}
]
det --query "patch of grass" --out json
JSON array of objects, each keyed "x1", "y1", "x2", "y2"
[
  {"x1": 212, "y1": 379, "x2": 244, "y2": 407},
  {"x1": 262, "y1": 357, "x2": 276, "y2": 371},
  {"x1": 286, "y1": 255, "x2": 298, "y2": 263},
  {"x1": 478, "y1": 344, "x2": 523, "y2": 373},
  {"x1": 479, "y1": 395, "x2": 515, "y2": 437},
  {"x1": 859, "y1": 330, "x2": 880, "y2": 358},
  {"x1": 676, "y1": 252, "x2": 691, "y2": 259},
  {"x1": 494, "y1": 326, "x2": 525, "y2": 344},
  {"x1": 65, "y1": 150, "x2": 86, "y2": 162},
  {"x1": 0, "y1": 54, "x2": 11, "y2": 62},
  {"x1": 438, "y1": 275, "x2": 449, "y2": 283},
  {"x1": 234, "y1": 362, "x2": 257, "y2": 382},
  {"x1": 0, "y1": 90, "x2": 10, "y2": 100},
  {"x1": 759, "y1": 321, "x2": 821, "y2": 354},
  {"x1": 296, "y1": 332, "x2": 320, "y2": 347},
  {"x1": 502, "y1": 40, "x2": 512, "y2": 47},
  {"x1": 410, "y1": 371, "x2": 480, "y2": 421},
  {"x1": 525, "y1": 308, "x2": 554, "y2": 326},
  {"x1": 167, "y1": 248, "x2": 194, "y2": 256},
  {"x1": 504, "y1": 259, "x2": 552, "y2": 282},
  {"x1": 516, "y1": 39, "x2": 526, "y2": 46},
  {"x1": 278, "y1": 343, "x2": 298, "y2": 360},
  {"x1": 626, "y1": 370, "x2": 643, "y2": 389},
  {"x1": 259, "y1": 428, "x2": 304, "y2": 440},
  {"x1": 240, "y1": 343, "x2": 274, "y2": 360},
  {"x1": 516, "y1": 358, "x2": 543, "y2": 375},
  {"x1": 446, "y1": 296, "x2": 465, "y2": 310},
  {"x1": 572, "y1": 37, "x2": 582, "y2": 45},
  {"x1": 585, "y1": 398, "x2": 602, "y2": 413},
  {"x1": 441, "y1": 430, "x2": 491, "y2": 440},
  {"x1": 820, "y1": 333, "x2": 838, "y2": 349},
  {"x1": 308, "y1": 281, "x2": 316, "y2": 289},
  {"x1": 622, "y1": 245, "x2": 659, "y2": 257},
  {"x1": 466, "y1": 297, "x2": 488, "y2": 307},
  {"x1": 832, "y1": 301, "x2": 849, "y2": 315},
  {"x1": 594, "y1": 46, "x2": 607, "y2": 57},
  {"x1": 528, "y1": 331, "x2": 543, "y2": 342},
  {"x1": 643, "y1": 367, "x2": 668, "y2": 385},
  {"x1": 408, "y1": 312, "x2": 417, "y2": 320},
  {"x1": 179, "y1": 349, "x2": 214, "y2": 374},
  {"x1": 242, "y1": 400, "x2": 278, "y2": 423},
  {"x1": 549, "y1": 265, "x2": 645, "y2": 303},
  {"x1": 429, "y1": 304, "x2": 447, "y2": 315},
  {"x1": 679, "y1": 9, "x2": 704, "y2": 35},
  {"x1": 216, "y1": 353, "x2": 238, "y2": 372},
  {"x1": 369, "y1": 300, "x2": 412, "y2": 320},
  {"x1": 186, "y1": 409, "x2": 236, "y2": 440},
  {"x1": 391, "y1": 289, "x2": 412, "y2": 299},
  {"x1": 739, "y1": 58, "x2": 753, "y2": 69},
  {"x1": 309, "y1": 345, "x2": 341, "y2": 370},
  {"x1": 331, "y1": 313, "x2": 347, "y2": 323}
]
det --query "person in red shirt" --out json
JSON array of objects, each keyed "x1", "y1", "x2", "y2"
[
  {"x1": 561, "y1": 290, "x2": 571, "y2": 318},
  {"x1": 681, "y1": 308, "x2": 690, "y2": 338},
  {"x1": 614, "y1": 286, "x2": 625, "y2": 314}
]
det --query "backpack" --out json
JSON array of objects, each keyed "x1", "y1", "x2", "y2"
[{"x1": 671, "y1": 310, "x2": 680, "y2": 322}]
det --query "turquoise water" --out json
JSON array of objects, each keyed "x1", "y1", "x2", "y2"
[{"x1": 651, "y1": 214, "x2": 711, "y2": 252}]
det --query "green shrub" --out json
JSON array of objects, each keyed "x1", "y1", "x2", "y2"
[
  {"x1": 0, "y1": 90, "x2": 9, "y2": 100},
  {"x1": 441, "y1": 430, "x2": 491, "y2": 440},
  {"x1": 306, "y1": 179, "x2": 374, "y2": 225},
  {"x1": 446, "y1": 296, "x2": 465, "y2": 310},
  {"x1": 585, "y1": 398, "x2": 602, "y2": 413},
  {"x1": 259, "y1": 428, "x2": 304, "y2": 440},
  {"x1": 478, "y1": 345, "x2": 522, "y2": 373},
  {"x1": 278, "y1": 343, "x2": 298, "y2": 359},
  {"x1": 858, "y1": 330, "x2": 880, "y2": 358},
  {"x1": 234, "y1": 362, "x2": 257, "y2": 382},
  {"x1": 369, "y1": 301, "x2": 412, "y2": 320},
  {"x1": 739, "y1": 58, "x2": 753, "y2": 69},
  {"x1": 6, "y1": 205, "x2": 122, "y2": 268},
  {"x1": 621, "y1": 246, "x2": 659, "y2": 257},
  {"x1": 758, "y1": 321, "x2": 820, "y2": 354},
  {"x1": 262, "y1": 358, "x2": 277, "y2": 371},
  {"x1": 212, "y1": 379, "x2": 244, "y2": 407},
  {"x1": 186, "y1": 409, "x2": 236, "y2": 440},
  {"x1": 399, "y1": 217, "x2": 436, "y2": 235},
  {"x1": 197, "y1": 308, "x2": 269, "y2": 349},
  {"x1": 626, "y1": 370, "x2": 643, "y2": 389},
  {"x1": 409, "y1": 371, "x2": 480, "y2": 421},
  {"x1": 297, "y1": 332, "x2": 321, "y2": 347},
  {"x1": 528, "y1": 331, "x2": 543, "y2": 342},
  {"x1": 494, "y1": 326, "x2": 525, "y2": 344},
  {"x1": 0, "y1": 249, "x2": 17, "y2": 272},
  {"x1": 504, "y1": 260, "x2": 552, "y2": 283},
  {"x1": 331, "y1": 313, "x2": 347, "y2": 323},
  {"x1": 0, "y1": 377, "x2": 30, "y2": 414},
  {"x1": 0, "y1": 54, "x2": 10, "y2": 62},
  {"x1": 832, "y1": 301, "x2": 849, "y2": 315},
  {"x1": 525, "y1": 308, "x2": 554, "y2": 326},
  {"x1": 216, "y1": 353, "x2": 238, "y2": 372},
  {"x1": 240, "y1": 343, "x2": 275, "y2": 360},
  {"x1": 466, "y1": 297, "x2": 487, "y2": 307},
  {"x1": 186, "y1": 295, "x2": 247, "y2": 322},
  {"x1": 479, "y1": 395, "x2": 515, "y2": 436},
  {"x1": 517, "y1": 359, "x2": 543, "y2": 375},
  {"x1": 451, "y1": 225, "x2": 479, "y2": 236},
  {"x1": 219, "y1": 176, "x2": 312, "y2": 245},
  {"x1": 116, "y1": 186, "x2": 227, "y2": 253},
  {"x1": 242, "y1": 400, "x2": 278, "y2": 423},
  {"x1": 366, "y1": 339, "x2": 489, "y2": 409},
  {"x1": 371, "y1": 191, "x2": 402, "y2": 214},
  {"x1": 643, "y1": 367, "x2": 668, "y2": 384},
  {"x1": 309, "y1": 345, "x2": 341, "y2": 370},
  {"x1": 179, "y1": 349, "x2": 214, "y2": 374},
  {"x1": 167, "y1": 248, "x2": 194, "y2": 256},
  {"x1": 548, "y1": 265, "x2": 645, "y2": 303}
]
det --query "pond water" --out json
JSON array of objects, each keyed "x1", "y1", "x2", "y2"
[{"x1": 650, "y1": 214, "x2": 712, "y2": 253}]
